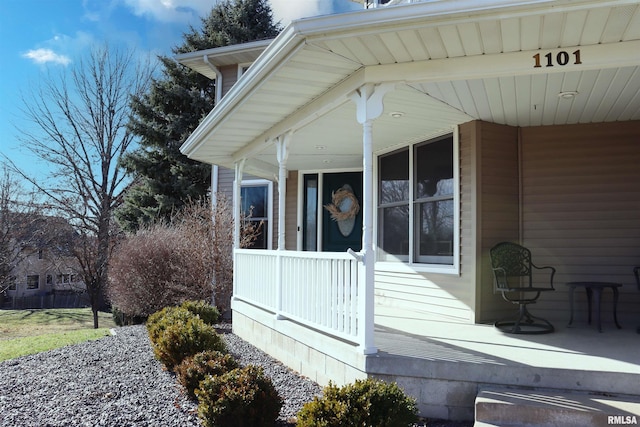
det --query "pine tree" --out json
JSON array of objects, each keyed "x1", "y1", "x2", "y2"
[{"x1": 118, "y1": 0, "x2": 282, "y2": 232}]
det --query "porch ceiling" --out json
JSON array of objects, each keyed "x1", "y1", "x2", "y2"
[{"x1": 180, "y1": 0, "x2": 640, "y2": 178}]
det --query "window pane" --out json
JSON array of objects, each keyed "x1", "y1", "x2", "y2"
[
  {"x1": 379, "y1": 149, "x2": 409, "y2": 204},
  {"x1": 379, "y1": 205, "x2": 409, "y2": 257},
  {"x1": 249, "y1": 220, "x2": 267, "y2": 249},
  {"x1": 241, "y1": 186, "x2": 268, "y2": 219},
  {"x1": 27, "y1": 275, "x2": 39, "y2": 290},
  {"x1": 303, "y1": 175, "x2": 318, "y2": 251},
  {"x1": 416, "y1": 200, "x2": 454, "y2": 261},
  {"x1": 415, "y1": 137, "x2": 453, "y2": 199}
]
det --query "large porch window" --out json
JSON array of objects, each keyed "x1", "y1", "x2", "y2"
[{"x1": 378, "y1": 133, "x2": 458, "y2": 268}]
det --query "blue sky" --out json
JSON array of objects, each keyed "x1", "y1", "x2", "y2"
[{"x1": 0, "y1": 0, "x2": 361, "y2": 184}]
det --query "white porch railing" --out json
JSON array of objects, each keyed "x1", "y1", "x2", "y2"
[{"x1": 234, "y1": 249, "x2": 364, "y2": 345}]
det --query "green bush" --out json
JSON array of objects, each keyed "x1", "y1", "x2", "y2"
[
  {"x1": 146, "y1": 306, "x2": 195, "y2": 345},
  {"x1": 180, "y1": 300, "x2": 221, "y2": 325},
  {"x1": 296, "y1": 378, "x2": 418, "y2": 427},
  {"x1": 175, "y1": 350, "x2": 239, "y2": 400},
  {"x1": 196, "y1": 365, "x2": 283, "y2": 427},
  {"x1": 151, "y1": 316, "x2": 226, "y2": 371}
]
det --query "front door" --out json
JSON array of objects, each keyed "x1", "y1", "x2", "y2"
[{"x1": 302, "y1": 172, "x2": 362, "y2": 252}]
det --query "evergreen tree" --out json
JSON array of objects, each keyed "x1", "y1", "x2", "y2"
[{"x1": 118, "y1": 0, "x2": 281, "y2": 232}]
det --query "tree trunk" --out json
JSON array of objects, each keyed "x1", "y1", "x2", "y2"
[{"x1": 93, "y1": 307, "x2": 99, "y2": 329}]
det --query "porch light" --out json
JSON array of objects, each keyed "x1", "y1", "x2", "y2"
[
  {"x1": 558, "y1": 91, "x2": 578, "y2": 99},
  {"x1": 389, "y1": 111, "x2": 405, "y2": 118}
]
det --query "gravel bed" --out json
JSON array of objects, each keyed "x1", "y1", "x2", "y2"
[{"x1": 0, "y1": 324, "x2": 471, "y2": 427}]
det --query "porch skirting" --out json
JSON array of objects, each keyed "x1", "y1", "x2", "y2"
[{"x1": 232, "y1": 298, "x2": 369, "y2": 386}]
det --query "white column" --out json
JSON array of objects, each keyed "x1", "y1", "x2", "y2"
[
  {"x1": 276, "y1": 133, "x2": 291, "y2": 250},
  {"x1": 233, "y1": 159, "x2": 246, "y2": 249},
  {"x1": 275, "y1": 133, "x2": 290, "y2": 320},
  {"x1": 349, "y1": 83, "x2": 394, "y2": 355}
]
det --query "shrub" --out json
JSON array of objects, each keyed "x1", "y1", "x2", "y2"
[
  {"x1": 107, "y1": 224, "x2": 200, "y2": 318},
  {"x1": 151, "y1": 315, "x2": 227, "y2": 371},
  {"x1": 196, "y1": 365, "x2": 282, "y2": 427},
  {"x1": 175, "y1": 350, "x2": 239, "y2": 400},
  {"x1": 296, "y1": 378, "x2": 418, "y2": 427},
  {"x1": 108, "y1": 197, "x2": 260, "y2": 320},
  {"x1": 146, "y1": 306, "x2": 195, "y2": 345},
  {"x1": 180, "y1": 300, "x2": 220, "y2": 325}
]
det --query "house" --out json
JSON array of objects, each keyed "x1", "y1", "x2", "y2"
[
  {"x1": 2, "y1": 214, "x2": 87, "y2": 309},
  {"x1": 178, "y1": 0, "x2": 640, "y2": 421}
]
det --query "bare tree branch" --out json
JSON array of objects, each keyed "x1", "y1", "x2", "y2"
[{"x1": 5, "y1": 44, "x2": 155, "y2": 327}]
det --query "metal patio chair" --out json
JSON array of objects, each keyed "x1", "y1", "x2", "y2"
[{"x1": 490, "y1": 242, "x2": 556, "y2": 334}]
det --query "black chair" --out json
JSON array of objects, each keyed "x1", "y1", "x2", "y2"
[
  {"x1": 490, "y1": 242, "x2": 556, "y2": 334},
  {"x1": 634, "y1": 266, "x2": 639, "y2": 334}
]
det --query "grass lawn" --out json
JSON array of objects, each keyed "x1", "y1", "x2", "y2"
[{"x1": 0, "y1": 308, "x2": 118, "y2": 362}]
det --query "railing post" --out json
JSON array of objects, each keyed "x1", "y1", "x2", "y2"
[{"x1": 275, "y1": 251, "x2": 285, "y2": 320}]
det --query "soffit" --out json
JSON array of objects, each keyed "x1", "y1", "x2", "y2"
[{"x1": 181, "y1": 0, "x2": 640, "y2": 176}]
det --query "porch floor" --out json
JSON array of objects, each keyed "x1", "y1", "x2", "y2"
[{"x1": 369, "y1": 307, "x2": 640, "y2": 419}]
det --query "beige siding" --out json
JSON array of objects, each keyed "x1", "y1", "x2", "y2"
[
  {"x1": 216, "y1": 166, "x2": 235, "y2": 200},
  {"x1": 521, "y1": 121, "x2": 640, "y2": 325},
  {"x1": 475, "y1": 121, "x2": 521, "y2": 322},
  {"x1": 220, "y1": 65, "x2": 239, "y2": 97},
  {"x1": 285, "y1": 171, "x2": 298, "y2": 250}
]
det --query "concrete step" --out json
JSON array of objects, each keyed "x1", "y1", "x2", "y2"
[{"x1": 475, "y1": 388, "x2": 640, "y2": 427}]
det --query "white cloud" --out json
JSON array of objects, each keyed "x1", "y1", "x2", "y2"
[
  {"x1": 121, "y1": 0, "x2": 213, "y2": 23},
  {"x1": 270, "y1": 0, "x2": 331, "y2": 26},
  {"x1": 121, "y1": 0, "x2": 341, "y2": 26},
  {"x1": 22, "y1": 49, "x2": 71, "y2": 66}
]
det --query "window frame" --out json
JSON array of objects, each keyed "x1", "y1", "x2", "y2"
[
  {"x1": 237, "y1": 62, "x2": 252, "y2": 80},
  {"x1": 375, "y1": 129, "x2": 460, "y2": 275},
  {"x1": 26, "y1": 274, "x2": 40, "y2": 290},
  {"x1": 240, "y1": 179, "x2": 273, "y2": 250}
]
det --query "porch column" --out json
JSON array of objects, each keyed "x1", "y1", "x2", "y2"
[
  {"x1": 233, "y1": 159, "x2": 246, "y2": 249},
  {"x1": 276, "y1": 132, "x2": 291, "y2": 250},
  {"x1": 275, "y1": 133, "x2": 290, "y2": 320},
  {"x1": 349, "y1": 83, "x2": 394, "y2": 355}
]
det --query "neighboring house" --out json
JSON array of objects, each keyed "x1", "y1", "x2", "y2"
[
  {"x1": 178, "y1": 0, "x2": 640, "y2": 420},
  {"x1": 2, "y1": 215, "x2": 86, "y2": 308}
]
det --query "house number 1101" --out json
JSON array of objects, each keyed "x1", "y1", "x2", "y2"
[{"x1": 533, "y1": 50, "x2": 582, "y2": 68}]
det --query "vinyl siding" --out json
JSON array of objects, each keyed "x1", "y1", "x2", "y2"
[
  {"x1": 520, "y1": 121, "x2": 640, "y2": 325},
  {"x1": 285, "y1": 171, "x2": 298, "y2": 250},
  {"x1": 476, "y1": 121, "x2": 520, "y2": 323},
  {"x1": 220, "y1": 65, "x2": 239, "y2": 97}
]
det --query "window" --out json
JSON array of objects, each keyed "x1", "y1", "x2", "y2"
[
  {"x1": 378, "y1": 133, "x2": 458, "y2": 268},
  {"x1": 8, "y1": 276, "x2": 17, "y2": 291},
  {"x1": 237, "y1": 63, "x2": 252, "y2": 79},
  {"x1": 241, "y1": 180, "x2": 272, "y2": 249},
  {"x1": 302, "y1": 174, "x2": 318, "y2": 251},
  {"x1": 27, "y1": 274, "x2": 39, "y2": 290}
]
